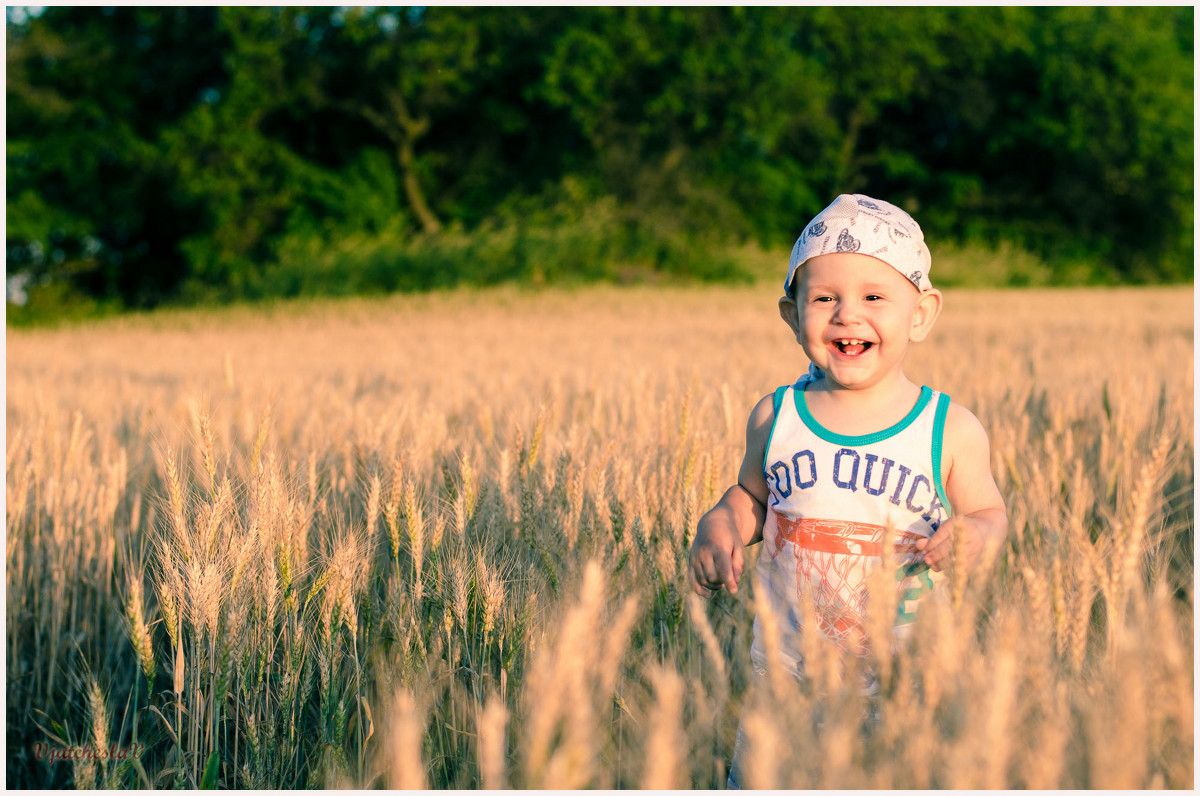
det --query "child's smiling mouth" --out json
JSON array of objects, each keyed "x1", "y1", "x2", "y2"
[{"x1": 830, "y1": 338, "x2": 874, "y2": 356}]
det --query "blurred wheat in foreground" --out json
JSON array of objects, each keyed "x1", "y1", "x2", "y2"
[{"x1": 6, "y1": 285, "x2": 1193, "y2": 788}]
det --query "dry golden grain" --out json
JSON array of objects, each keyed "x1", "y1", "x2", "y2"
[
  {"x1": 384, "y1": 499, "x2": 401, "y2": 563},
  {"x1": 477, "y1": 694, "x2": 508, "y2": 790},
  {"x1": 686, "y1": 593, "x2": 726, "y2": 681},
  {"x1": 73, "y1": 755, "x2": 97, "y2": 790},
  {"x1": 364, "y1": 474, "x2": 381, "y2": 545},
  {"x1": 565, "y1": 466, "x2": 584, "y2": 550},
  {"x1": 449, "y1": 555, "x2": 469, "y2": 633},
  {"x1": 474, "y1": 552, "x2": 506, "y2": 640},
  {"x1": 742, "y1": 707, "x2": 781, "y2": 790},
  {"x1": 185, "y1": 560, "x2": 223, "y2": 641},
  {"x1": 1023, "y1": 680, "x2": 1070, "y2": 788},
  {"x1": 641, "y1": 665, "x2": 685, "y2": 789},
  {"x1": 402, "y1": 480, "x2": 425, "y2": 600},
  {"x1": 124, "y1": 572, "x2": 157, "y2": 683},
  {"x1": 87, "y1": 676, "x2": 109, "y2": 762},
  {"x1": 194, "y1": 405, "x2": 217, "y2": 494},
  {"x1": 597, "y1": 595, "x2": 642, "y2": 699},
  {"x1": 752, "y1": 571, "x2": 790, "y2": 701},
  {"x1": 165, "y1": 449, "x2": 191, "y2": 560},
  {"x1": 4, "y1": 285, "x2": 1191, "y2": 789},
  {"x1": 1070, "y1": 558, "x2": 1096, "y2": 674},
  {"x1": 387, "y1": 690, "x2": 428, "y2": 789},
  {"x1": 249, "y1": 402, "x2": 271, "y2": 476},
  {"x1": 173, "y1": 628, "x2": 185, "y2": 697},
  {"x1": 1089, "y1": 646, "x2": 1149, "y2": 788},
  {"x1": 980, "y1": 612, "x2": 1018, "y2": 788}
]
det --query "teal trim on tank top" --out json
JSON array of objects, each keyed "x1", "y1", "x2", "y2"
[
  {"x1": 932, "y1": 391, "x2": 953, "y2": 516},
  {"x1": 762, "y1": 385, "x2": 789, "y2": 473},
  {"x1": 794, "y1": 383, "x2": 933, "y2": 446}
]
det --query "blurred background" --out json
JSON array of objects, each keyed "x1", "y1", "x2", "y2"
[{"x1": 5, "y1": 6, "x2": 1194, "y2": 323}]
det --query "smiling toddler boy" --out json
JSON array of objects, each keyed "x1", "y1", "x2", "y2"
[{"x1": 686, "y1": 194, "x2": 1008, "y2": 787}]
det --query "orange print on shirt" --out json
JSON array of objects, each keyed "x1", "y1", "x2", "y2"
[{"x1": 768, "y1": 510, "x2": 925, "y2": 656}]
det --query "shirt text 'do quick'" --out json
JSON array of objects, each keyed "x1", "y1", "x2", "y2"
[{"x1": 765, "y1": 448, "x2": 946, "y2": 526}]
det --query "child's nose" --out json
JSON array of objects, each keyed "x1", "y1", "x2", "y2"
[{"x1": 833, "y1": 300, "x2": 863, "y2": 323}]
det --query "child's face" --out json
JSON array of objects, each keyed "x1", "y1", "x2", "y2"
[{"x1": 780, "y1": 252, "x2": 942, "y2": 392}]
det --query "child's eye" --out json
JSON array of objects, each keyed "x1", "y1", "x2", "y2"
[
  {"x1": 812, "y1": 296, "x2": 834, "y2": 303},
  {"x1": 865, "y1": 294, "x2": 884, "y2": 302}
]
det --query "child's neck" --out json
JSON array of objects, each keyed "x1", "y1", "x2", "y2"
[{"x1": 803, "y1": 372, "x2": 923, "y2": 437}]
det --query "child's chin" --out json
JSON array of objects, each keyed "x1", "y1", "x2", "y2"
[{"x1": 825, "y1": 368, "x2": 881, "y2": 389}]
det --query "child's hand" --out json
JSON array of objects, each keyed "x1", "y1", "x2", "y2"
[
  {"x1": 914, "y1": 517, "x2": 981, "y2": 572},
  {"x1": 688, "y1": 396, "x2": 774, "y2": 599},
  {"x1": 914, "y1": 511, "x2": 1006, "y2": 572},
  {"x1": 688, "y1": 520, "x2": 745, "y2": 598}
]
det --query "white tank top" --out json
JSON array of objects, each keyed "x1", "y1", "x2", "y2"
[{"x1": 751, "y1": 379, "x2": 952, "y2": 680}]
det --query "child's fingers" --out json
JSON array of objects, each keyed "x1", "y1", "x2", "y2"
[
  {"x1": 699, "y1": 555, "x2": 725, "y2": 590},
  {"x1": 728, "y1": 544, "x2": 745, "y2": 595},
  {"x1": 688, "y1": 560, "x2": 719, "y2": 598},
  {"x1": 687, "y1": 531, "x2": 744, "y2": 597},
  {"x1": 716, "y1": 555, "x2": 738, "y2": 596},
  {"x1": 922, "y1": 521, "x2": 988, "y2": 572},
  {"x1": 692, "y1": 551, "x2": 738, "y2": 596},
  {"x1": 713, "y1": 562, "x2": 737, "y2": 592},
  {"x1": 918, "y1": 519, "x2": 954, "y2": 551},
  {"x1": 920, "y1": 526, "x2": 952, "y2": 570}
]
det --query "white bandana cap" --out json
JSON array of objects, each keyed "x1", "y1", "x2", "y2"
[{"x1": 786, "y1": 194, "x2": 933, "y2": 294}]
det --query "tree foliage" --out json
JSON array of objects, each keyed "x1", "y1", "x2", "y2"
[{"x1": 6, "y1": 7, "x2": 1193, "y2": 313}]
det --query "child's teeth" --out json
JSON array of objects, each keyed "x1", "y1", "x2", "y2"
[{"x1": 835, "y1": 339, "x2": 870, "y2": 354}]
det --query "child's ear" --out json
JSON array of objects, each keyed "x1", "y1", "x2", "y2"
[
  {"x1": 778, "y1": 294, "x2": 803, "y2": 342},
  {"x1": 909, "y1": 288, "x2": 943, "y2": 342}
]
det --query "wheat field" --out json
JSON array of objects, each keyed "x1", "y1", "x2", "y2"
[{"x1": 5, "y1": 284, "x2": 1193, "y2": 789}]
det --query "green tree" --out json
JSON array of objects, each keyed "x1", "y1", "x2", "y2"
[
  {"x1": 539, "y1": 8, "x2": 832, "y2": 244},
  {"x1": 156, "y1": 7, "x2": 334, "y2": 298},
  {"x1": 276, "y1": 7, "x2": 473, "y2": 235},
  {"x1": 5, "y1": 6, "x2": 1193, "y2": 316},
  {"x1": 6, "y1": 7, "x2": 228, "y2": 307},
  {"x1": 814, "y1": 7, "x2": 1193, "y2": 280}
]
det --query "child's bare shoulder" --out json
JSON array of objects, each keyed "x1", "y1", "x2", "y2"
[
  {"x1": 748, "y1": 392, "x2": 777, "y2": 432},
  {"x1": 940, "y1": 399, "x2": 996, "y2": 487},
  {"x1": 939, "y1": 397, "x2": 1006, "y2": 517},
  {"x1": 942, "y1": 399, "x2": 992, "y2": 451},
  {"x1": 737, "y1": 393, "x2": 779, "y2": 501},
  {"x1": 741, "y1": 392, "x2": 778, "y2": 452}
]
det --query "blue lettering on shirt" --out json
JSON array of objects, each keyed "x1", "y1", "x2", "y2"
[
  {"x1": 769, "y1": 460, "x2": 793, "y2": 498},
  {"x1": 862, "y1": 454, "x2": 894, "y2": 496},
  {"x1": 766, "y1": 449, "x2": 944, "y2": 527},
  {"x1": 792, "y1": 450, "x2": 817, "y2": 489},
  {"x1": 906, "y1": 474, "x2": 932, "y2": 514},
  {"x1": 833, "y1": 448, "x2": 860, "y2": 492},
  {"x1": 923, "y1": 492, "x2": 945, "y2": 526},
  {"x1": 889, "y1": 464, "x2": 912, "y2": 506}
]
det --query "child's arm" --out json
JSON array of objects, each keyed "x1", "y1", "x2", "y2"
[
  {"x1": 915, "y1": 402, "x2": 1008, "y2": 572},
  {"x1": 687, "y1": 394, "x2": 775, "y2": 598}
]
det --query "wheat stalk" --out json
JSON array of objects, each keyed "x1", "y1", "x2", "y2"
[
  {"x1": 641, "y1": 665, "x2": 685, "y2": 789},
  {"x1": 5, "y1": 286, "x2": 1193, "y2": 789},
  {"x1": 477, "y1": 694, "x2": 509, "y2": 789},
  {"x1": 387, "y1": 690, "x2": 428, "y2": 789},
  {"x1": 124, "y1": 572, "x2": 157, "y2": 684}
]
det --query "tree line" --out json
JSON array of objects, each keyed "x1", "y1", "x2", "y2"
[{"x1": 5, "y1": 6, "x2": 1194, "y2": 315}]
